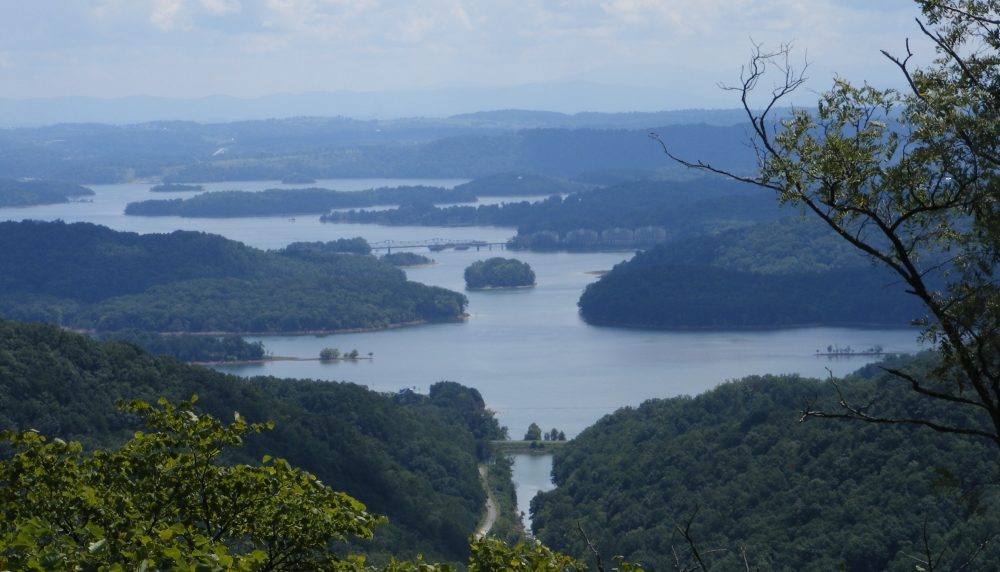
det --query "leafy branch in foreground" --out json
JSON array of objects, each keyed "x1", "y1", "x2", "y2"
[
  {"x1": 655, "y1": 1, "x2": 1000, "y2": 449},
  {"x1": 0, "y1": 396, "x2": 381, "y2": 570},
  {"x1": 0, "y1": 396, "x2": 632, "y2": 571}
]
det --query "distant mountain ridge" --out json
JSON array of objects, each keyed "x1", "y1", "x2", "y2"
[
  {"x1": 0, "y1": 82, "x2": 751, "y2": 127},
  {"x1": 0, "y1": 119, "x2": 759, "y2": 183}
]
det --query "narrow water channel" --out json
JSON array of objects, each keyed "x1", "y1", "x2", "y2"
[{"x1": 511, "y1": 453, "x2": 556, "y2": 534}]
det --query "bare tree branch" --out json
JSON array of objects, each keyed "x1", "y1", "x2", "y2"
[
  {"x1": 658, "y1": 37, "x2": 1000, "y2": 449},
  {"x1": 577, "y1": 521, "x2": 606, "y2": 572}
]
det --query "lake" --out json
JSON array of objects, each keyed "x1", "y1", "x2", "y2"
[
  {"x1": 511, "y1": 454, "x2": 556, "y2": 534},
  {"x1": 215, "y1": 247, "x2": 922, "y2": 438},
  {"x1": 2, "y1": 179, "x2": 926, "y2": 528},
  {"x1": 1, "y1": 178, "x2": 522, "y2": 248}
]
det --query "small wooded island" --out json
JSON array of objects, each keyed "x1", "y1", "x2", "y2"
[{"x1": 464, "y1": 257, "x2": 535, "y2": 289}]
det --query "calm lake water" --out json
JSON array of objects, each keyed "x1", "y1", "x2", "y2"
[
  {"x1": 511, "y1": 454, "x2": 556, "y2": 534},
  {"x1": 2, "y1": 179, "x2": 926, "y2": 525},
  {"x1": 215, "y1": 248, "x2": 922, "y2": 437},
  {"x1": 1, "y1": 178, "x2": 516, "y2": 248}
]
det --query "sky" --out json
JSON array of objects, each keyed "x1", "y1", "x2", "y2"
[{"x1": 0, "y1": 0, "x2": 932, "y2": 112}]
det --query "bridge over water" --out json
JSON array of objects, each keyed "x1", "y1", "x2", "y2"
[{"x1": 369, "y1": 238, "x2": 509, "y2": 253}]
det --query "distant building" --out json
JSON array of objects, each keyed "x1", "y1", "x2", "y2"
[
  {"x1": 529, "y1": 230, "x2": 561, "y2": 248},
  {"x1": 602, "y1": 227, "x2": 634, "y2": 246},
  {"x1": 564, "y1": 228, "x2": 601, "y2": 246},
  {"x1": 634, "y1": 225, "x2": 668, "y2": 245}
]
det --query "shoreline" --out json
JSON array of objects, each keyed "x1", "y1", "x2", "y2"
[
  {"x1": 466, "y1": 284, "x2": 536, "y2": 291},
  {"x1": 193, "y1": 356, "x2": 375, "y2": 366},
  {"x1": 814, "y1": 351, "x2": 887, "y2": 357},
  {"x1": 154, "y1": 317, "x2": 469, "y2": 337},
  {"x1": 490, "y1": 440, "x2": 569, "y2": 455},
  {"x1": 586, "y1": 320, "x2": 920, "y2": 333}
]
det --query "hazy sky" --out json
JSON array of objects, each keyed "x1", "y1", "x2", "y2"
[{"x1": 0, "y1": 0, "x2": 931, "y2": 109}]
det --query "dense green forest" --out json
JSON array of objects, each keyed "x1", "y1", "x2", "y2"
[
  {"x1": 531, "y1": 353, "x2": 1000, "y2": 570},
  {"x1": 324, "y1": 178, "x2": 785, "y2": 250},
  {"x1": 0, "y1": 319, "x2": 505, "y2": 563},
  {"x1": 578, "y1": 217, "x2": 924, "y2": 328},
  {"x1": 464, "y1": 258, "x2": 536, "y2": 289},
  {"x1": 381, "y1": 252, "x2": 434, "y2": 267},
  {"x1": 91, "y1": 330, "x2": 266, "y2": 362},
  {"x1": 126, "y1": 175, "x2": 582, "y2": 218},
  {"x1": 0, "y1": 178, "x2": 94, "y2": 207},
  {"x1": 450, "y1": 173, "x2": 587, "y2": 196},
  {"x1": 282, "y1": 237, "x2": 373, "y2": 256},
  {"x1": 0, "y1": 221, "x2": 466, "y2": 333},
  {"x1": 124, "y1": 186, "x2": 475, "y2": 217}
]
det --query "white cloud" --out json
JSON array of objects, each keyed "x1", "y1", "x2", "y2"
[
  {"x1": 264, "y1": 0, "x2": 378, "y2": 35},
  {"x1": 397, "y1": 15, "x2": 436, "y2": 43},
  {"x1": 450, "y1": 0, "x2": 473, "y2": 31},
  {"x1": 151, "y1": 0, "x2": 186, "y2": 30},
  {"x1": 599, "y1": 0, "x2": 824, "y2": 37},
  {"x1": 0, "y1": 0, "x2": 927, "y2": 105},
  {"x1": 200, "y1": 0, "x2": 242, "y2": 15},
  {"x1": 240, "y1": 32, "x2": 289, "y2": 53}
]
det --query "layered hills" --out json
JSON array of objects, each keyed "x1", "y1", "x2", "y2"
[{"x1": 0, "y1": 318, "x2": 503, "y2": 562}]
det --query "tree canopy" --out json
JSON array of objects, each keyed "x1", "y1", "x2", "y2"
[
  {"x1": 0, "y1": 319, "x2": 504, "y2": 563},
  {"x1": 0, "y1": 221, "x2": 466, "y2": 334},
  {"x1": 532, "y1": 356, "x2": 1000, "y2": 570},
  {"x1": 324, "y1": 178, "x2": 784, "y2": 252},
  {"x1": 0, "y1": 178, "x2": 93, "y2": 207},
  {"x1": 657, "y1": 0, "x2": 1000, "y2": 448},
  {"x1": 0, "y1": 397, "x2": 382, "y2": 571},
  {"x1": 125, "y1": 186, "x2": 475, "y2": 218},
  {"x1": 464, "y1": 258, "x2": 536, "y2": 289},
  {"x1": 0, "y1": 396, "x2": 606, "y2": 571},
  {"x1": 578, "y1": 217, "x2": 924, "y2": 329}
]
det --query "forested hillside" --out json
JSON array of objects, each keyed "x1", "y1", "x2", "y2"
[
  {"x1": 0, "y1": 220, "x2": 466, "y2": 333},
  {"x1": 0, "y1": 319, "x2": 503, "y2": 562},
  {"x1": 531, "y1": 354, "x2": 1000, "y2": 570},
  {"x1": 124, "y1": 174, "x2": 584, "y2": 218},
  {"x1": 578, "y1": 217, "x2": 924, "y2": 328},
  {"x1": 124, "y1": 186, "x2": 476, "y2": 217},
  {"x1": 450, "y1": 172, "x2": 587, "y2": 196},
  {"x1": 325, "y1": 178, "x2": 785, "y2": 249},
  {"x1": 0, "y1": 178, "x2": 94, "y2": 207},
  {"x1": 0, "y1": 119, "x2": 755, "y2": 183}
]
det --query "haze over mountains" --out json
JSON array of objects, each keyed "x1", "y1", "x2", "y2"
[{"x1": 0, "y1": 82, "x2": 756, "y2": 127}]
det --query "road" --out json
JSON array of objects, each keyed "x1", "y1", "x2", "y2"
[{"x1": 474, "y1": 464, "x2": 499, "y2": 539}]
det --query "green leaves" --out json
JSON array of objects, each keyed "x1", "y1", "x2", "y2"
[
  {"x1": 714, "y1": 5, "x2": 1000, "y2": 447},
  {"x1": 0, "y1": 397, "x2": 383, "y2": 570},
  {"x1": 0, "y1": 394, "x2": 635, "y2": 571},
  {"x1": 468, "y1": 537, "x2": 589, "y2": 572}
]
